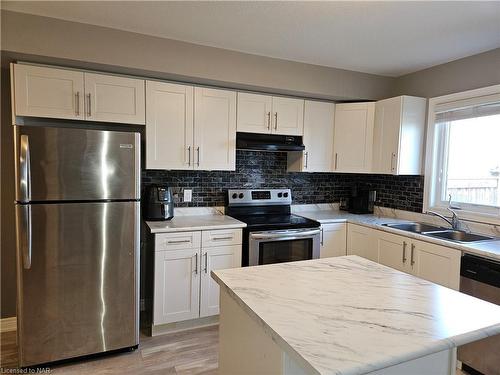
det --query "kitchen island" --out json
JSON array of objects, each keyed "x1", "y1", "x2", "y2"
[{"x1": 212, "y1": 256, "x2": 500, "y2": 375}]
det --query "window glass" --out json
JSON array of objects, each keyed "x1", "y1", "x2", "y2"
[{"x1": 443, "y1": 114, "x2": 500, "y2": 208}]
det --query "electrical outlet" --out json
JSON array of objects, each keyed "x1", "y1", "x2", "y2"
[{"x1": 183, "y1": 189, "x2": 192, "y2": 202}]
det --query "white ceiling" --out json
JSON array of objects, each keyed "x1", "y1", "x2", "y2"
[{"x1": 2, "y1": 1, "x2": 500, "y2": 77}]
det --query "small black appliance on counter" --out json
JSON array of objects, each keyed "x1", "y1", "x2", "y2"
[
  {"x1": 143, "y1": 185, "x2": 174, "y2": 220},
  {"x1": 347, "y1": 185, "x2": 376, "y2": 214}
]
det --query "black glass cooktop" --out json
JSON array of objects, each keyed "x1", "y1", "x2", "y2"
[{"x1": 229, "y1": 214, "x2": 320, "y2": 231}]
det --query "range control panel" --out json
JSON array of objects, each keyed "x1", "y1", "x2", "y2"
[{"x1": 227, "y1": 189, "x2": 292, "y2": 206}]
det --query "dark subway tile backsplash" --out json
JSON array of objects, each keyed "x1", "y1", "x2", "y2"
[{"x1": 142, "y1": 150, "x2": 424, "y2": 212}]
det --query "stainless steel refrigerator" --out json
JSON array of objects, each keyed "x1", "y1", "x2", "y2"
[{"x1": 14, "y1": 125, "x2": 140, "y2": 367}]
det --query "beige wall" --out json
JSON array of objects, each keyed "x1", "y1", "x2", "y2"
[
  {"x1": 393, "y1": 48, "x2": 500, "y2": 98},
  {"x1": 0, "y1": 10, "x2": 396, "y2": 101}
]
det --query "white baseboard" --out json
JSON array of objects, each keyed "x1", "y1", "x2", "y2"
[{"x1": 0, "y1": 317, "x2": 17, "y2": 333}]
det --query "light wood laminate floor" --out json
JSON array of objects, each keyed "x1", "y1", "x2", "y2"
[
  {"x1": 1, "y1": 326, "x2": 218, "y2": 374},
  {"x1": 1, "y1": 325, "x2": 469, "y2": 374}
]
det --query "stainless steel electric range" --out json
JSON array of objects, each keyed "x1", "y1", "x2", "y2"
[{"x1": 226, "y1": 189, "x2": 321, "y2": 266}]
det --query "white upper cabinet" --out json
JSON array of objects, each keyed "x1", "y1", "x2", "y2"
[
  {"x1": 288, "y1": 100, "x2": 335, "y2": 172},
  {"x1": 333, "y1": 102, "x2": 375, "y2": 173},
  {"x1": 236, "y1": 92, "x2": 273, "y2": 134},
  {"x1": 146, "y1": 81, "x2": 194, "y2": 170},
  {"x1": 237, "y1": 92, "x2": 304, "y2": 136},
  {"x1": 146, "y1": 83, "x2": 236, "y2": 171},
  {"x1": 194, "y1": 87, "x2": 237, "y2": 171},
  {"x1": 13, "y1": 64, "x2": 85, "y2": 120},
  {"x1": 271, "y1": 96, "x2": 304, "y2": 135},
  {"x1": 13, "y1": 64, "x2": 145, "y2": 124},
  {"x1": 372, "y1": 96, "x2": 426, "y2": 175},
  {"x1": 84, "y1": 73, "x2": 145, "y2": 125}
]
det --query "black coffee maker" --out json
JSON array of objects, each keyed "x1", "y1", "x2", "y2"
[
  {"x1": 143, "y1": 185, "x2": 174, "y2": 221},
  {"x1": 348, "y1": 185, "x2": 376, "y2": 214}
]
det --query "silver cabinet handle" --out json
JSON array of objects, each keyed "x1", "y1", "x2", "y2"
[
  {"x1": 86, "y1": 93, "x2": 91, "y2": 117},
  {"x1": 390, "y1": 152, "x2": 396, "y2": 173},
  {"x1": 194, "y1": 253, "x2": 198, "y2": 274},
  {"x1": 19, "y1": 135, "x2": 31, "y2": 203},
  {"x1": 334, "y1": 153, "x2": 338, "y2": 170},
  {"x1": 167, "y1": 239, "x2": 191, "y2": 244},
  {"x1": 304, "y1": 152, "x2": 309, "y2": 169},
  {"x1": 410, "y1": 244, "x2": 415, "y2": 266},
  {"x1": 402, "y1": 241, "x2": 407, "y2": 263},
  {"x1": 75, "y1": 92, "x2": 80, "y2": 116},
  {"x1": 196, "y1": 146, "x2": 200, "y2": 166},
  {"x1": 16, "y1": 204, "x2": 32, "y2": 269},
  {"x1": 274, "y1": 112, "x2": 278, "y2": 130},
  {"x1": 187, "y1": 146, "x2": 191, "y2": 166},
  {"x1": 204, "y1": 252, "x2": 208, "y2": 273},
  {"x1": 267, "y1": 111, "x2": 271, "y2": 130},
  {"x1": 212, "y1": 236, "x2": 233, "y2": 241},
  {"x1": 320, "y1": 227, "x2": 324, "y2": 246}
]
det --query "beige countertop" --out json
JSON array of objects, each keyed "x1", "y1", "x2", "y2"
[
  {"x1": 146, "y1": 214, "x2": 246, "y2": 233},
  {"x1": 296, "y1": 209, "x2": 500, "y2": 261},
  {"x1": 213, "y1": 256, "x2": 500, "y2": 375}
]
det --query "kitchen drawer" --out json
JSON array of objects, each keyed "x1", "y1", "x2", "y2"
[
  {"x1": 202, "y1": 229, "x2": 242, "y2": 248},
  {"x1": 155, "y1": 231, "x2": 201, "y2": 251}
]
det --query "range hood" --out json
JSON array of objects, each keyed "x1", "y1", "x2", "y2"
[{"x1": 236, "y1": 132, "x2": 305, "y2": 152}]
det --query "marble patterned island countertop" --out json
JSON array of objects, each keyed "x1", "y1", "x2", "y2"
[
  {"x1": 295, "y1": 208, "x2": 500, "y2": 261},
  {"x1": 146, "y1": 214, "x2": 246, "y2": 233},
  {"x1": 212, "y1": 256, "x2": 500, "y2": 375}
]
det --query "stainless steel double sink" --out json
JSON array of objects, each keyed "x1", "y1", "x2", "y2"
[{"x1": 382, "y1": 222, "x2": 495, "y2": 243}]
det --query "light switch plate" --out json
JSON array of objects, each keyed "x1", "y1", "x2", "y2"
[{"x1": 183, "y1": 189, "x2": 192, "y2": 202}]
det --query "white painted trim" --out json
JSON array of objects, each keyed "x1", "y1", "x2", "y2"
[
  {"x1": 0, "y1": 317, "x2": 17, "y2": 333},
  {"x1": 423, "y1": 84, "x2": 500, "y2": 225}
]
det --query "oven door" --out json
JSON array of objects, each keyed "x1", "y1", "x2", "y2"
[{"x1": 248, "y1": 228, "x2": 320, "y2": 266}]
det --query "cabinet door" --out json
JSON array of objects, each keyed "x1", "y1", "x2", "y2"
[
  {"x1": 373, "y1": 97, "x2": 402, "y2": 174},
  {"x1": 13, "y1": 64, "x2": 85, "y2": 120},
  {"x1": 333, "y1": 103, "x2": 375, "y2": 173},
  {"x1": 303, "y1": 101, "x2": 335, "y2": 172},
  {"x1": 272, "y1": 97, "x2": 304, "y2": 136},
  {"x1": 320, "y1": 223, "x2": 346, "y2": 258},
  {"x1": 194, "y1": 87, "x2": 236, "y2": 171},
  {"x1": 84, "y1": 73, "x2": 145, "y2": 124},
  {"x1": 154, "y1": 249, "x2": 200, "y2": 325},
  {"x1": 377, "y1": 231, "x2": 409, "y2": 273},
  {"x1": 346, "y1": 224, "x2": 378, "y2": 262},
  {"x1": 145, "y1": 81, "x2": 194, "y2": 170},
  {"x1": 200, "y1": 245, "x2": 242, "y2": 317},
  {"x1": 410, "y1": 240, "x2": 461, "y2": 290},
  {"x1": 237, "y1": 92, "x2": 272, "y2": 134}
]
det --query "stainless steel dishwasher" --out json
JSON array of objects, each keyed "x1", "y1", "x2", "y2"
[{"x1": 458, "y1": 254, "x2": 500, "y2": 375}]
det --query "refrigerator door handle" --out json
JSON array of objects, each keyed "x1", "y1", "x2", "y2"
[
  {"x1": 16, "y1": 204, "x2": 32, "y2": 269},
  {"x1": 19, "y1": 135, "x2": 31, "y2": 203}
]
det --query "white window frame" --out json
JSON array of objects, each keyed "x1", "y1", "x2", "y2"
[{"x1": 424, "y1": 84, "x2": 500, "y2": 225}]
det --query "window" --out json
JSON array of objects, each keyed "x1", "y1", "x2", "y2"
[{"x1": 425, "y1": 86, "x2": 500, "y2": 223}]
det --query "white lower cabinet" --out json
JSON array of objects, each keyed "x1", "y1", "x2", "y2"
[
  {"x1": 347, "y1": 224, "x2": 461, "y2": 290},
  {"x1": 411, "y1": 240, "x2": 461, "y2": 290},
  {"x1": 154, "y1": 248, "x2": 200, "y2": 325},
  {"x1": 377, "y1": 231, "x2": 411, "y2": 273},
  {"x1": 346, "y1": 224, "x2": 378, "y2": 262},
  {"x1": 153, "y1": 229, "x2": 242, "y2": 326},
  {"x1": 320, "y1": 223, "x2": 346, "y2": 258},
  {"x1": 200, "y1": 245, "x2": 242, "y2": 317}
]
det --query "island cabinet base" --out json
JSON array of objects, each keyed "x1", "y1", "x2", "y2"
[{"x1": 218, "y1": 289, "x2": 456, "y2": 375}]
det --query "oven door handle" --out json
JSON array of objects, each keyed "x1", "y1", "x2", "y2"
[{"x1": 250, "y1": 229, "x2": 321, "y2": 240}]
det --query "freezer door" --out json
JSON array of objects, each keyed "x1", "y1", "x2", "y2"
[
  {"x1": 16, "y1": 202, "x2": 139, "y2": 367},
  {"x1": 15, "y1": 126, "x2": 140, "y2": 201}
]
